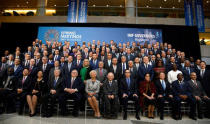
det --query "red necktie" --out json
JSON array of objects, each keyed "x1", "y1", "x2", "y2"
[
  {"x1": 100, "y1": 69, "x2": 103, "y2": 76},
  {"x1": 22, "y1": 77, "x2": 26, "y2": 84}
]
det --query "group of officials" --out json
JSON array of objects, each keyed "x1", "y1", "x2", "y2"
[{"x1": 0, "y1": 39, "x2": 210, "y2": 120}]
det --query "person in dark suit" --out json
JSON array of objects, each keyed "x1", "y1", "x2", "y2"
[
  {"x1": 73, "y1": 54, "x2": 83, "y2": 72},
  {"x1": 82, "y1": 47, "x2": 89, "y2": 59},
  {"x1": 42, "y1": 69, "x2": 63, "y2": 117},
  {"x1": 121, "y1": 69, "x2": 140, "y2": 120},
  {"x1": 188, "y1": 72, "x2": 210, "y2": 119},
  {"x1": 138, "y1": 56, "x2": 154, "y2": 82},
  {"x1": 0, "y1": 67, "x2": 17, "y2": 113},
  {"x1": 49, "y1": 61, "x2": 62, "y2": 80},
  {"x1": 28, "y1": 59, "x2": 38, "y2": 80},
  {"x1": 95, "y1": 61, "x2": 107, "y2": 83},
  {"x1": 103, "y1": 72, "x2": 119, "y2": 119},
  {"x1": 128, "y1": 60, "x2": 138, "y2": 80},
  {"x1": 38, "y1": 57, "x2": 52, "y2": 82},
  {"x1": 90, "y1": 53, "x2": 99, "y2": 70},
  {"x1": 35, "y1": 53, "x2": 42, "y2": 67},
  {"x1": 108, "y1": 58, "x2": 120, "y2": 81},
  {"x1": 12, "y1": 58, "x2": 23, "y2": 78},
  {"x1": 16, "y1": 68, "x2": 32, "y2": 115},
  {"x1": 197, "y1": 61, "x2": 210, "y2": 98},
  {"x1": 126, "y1": 48, "x2": 135, "y2": 62},
  {"x1": 172, "y1": 73, "x2": 196, "y2": 120},
  {"x1": 53, "y1": 49, "x2": 61, "y2": 61},
  {"x1": 62, "y1": 56, "x2": 75, "y2": 79},
  {"x1": 181, "y1": 60, "x2": 195, "y2": 82},
  {"x1": 104, "y1": 53, "x2": 112, "y2": 70},
  {"x1": 0, "y1": 57, "x2": 8, "y2": 80},
  {"x1": 60, "y1": 69, "x2": 84, "y2": 116},
  {"x1": 155, "y1": 72, "x2": 175, "y2": 120},
  {"x1": 118, "y1": 56, "x2": 128, "y2": 79}
]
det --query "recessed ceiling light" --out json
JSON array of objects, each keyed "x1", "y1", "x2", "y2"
[
  {"x1": 26, "y1": 1, "x2": 29, "y2": 4},
  {"x1": 173, "y1": 6, "x2": 175, "y2": 9},
  {"x1": 207, "y1": 1, "x2": 209, "y2": 3},
  {"x1": 160, "y1": 6, "x2": 162, "y2": 8},
  {"x1": 93, "y1": 4, "x2": 96, "y2": 7},
  {"x1": 54, "y1": 4, "x2": 56, "y2": 7},
  {"x1": 106, "y1": 5, "x2": 109, "y2": 7},
  {"x1": 164, "y1": 0, "x2": 167, "y2": 2},
  {"x1": 146, "y1": 5, "x2": 149, "y2": 8},
  {"x1": 120, "y1": 5, "x2": 122, "y2": 7},
  {"x1": 150, "y1": 0, "x2": 152, "y2": 1},
  {"x1": 178, "y1": 0, "x2": 181, "y2": 3}
]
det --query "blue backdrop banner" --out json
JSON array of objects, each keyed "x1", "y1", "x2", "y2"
[
  {"x1": 194, "y1": 0, "x2": 205, "y2": 32},
  {"x1": 184, "y1": 0, "x2": 194, "y2": 26},
  {"x1": 67, "y1": 0, "x2": 78, "y2": 23},
  {"x1": 37, "y1": 26, "x2": 163, "y2": 45},
  {"x1": 78, "y1": 0, "x2": 88, "y2": 23}
]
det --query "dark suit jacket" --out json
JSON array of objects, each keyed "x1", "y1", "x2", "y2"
[
  {"x1": 197, "y1": 69, "x2": 210, "y2": 97},
  {"x1": 12, "y1": 65, "x2": 23, "y2": 78},
  {"x1": 108, "y1": 65, "x2": 121, "y2": 81},
  {"x1": 62, "y1": 63, "x2": 75, "y2": 78},
  {"x1": 120, "y1": 78, "x2": 138, "y2": 96},
  {"x1": 155, "y1": 80, "x2": 172, "y2": 97},
  {"x1": 126, "y1": 54, "x2": 135, "y2": 61},
  {"x1": 188, "y1": 80, "x2": 207, "y2": 97},
  {"x1": 172, "y1": 80, "x2": 193, "y2": 99},
  {"x1": 38, "y1": 64, "x2": 52, "y2": 81},
  {"x1": 104, "y1": 59, "x2": 112, "y2": 70},
  {"x1": 73, "y1": 60, "x2": 83, "y2": 71},
  {"x1": 62, "y1": 76, "x2": 84, "y2": 98},
  {"x1": 103, "y1": 80, "x2": 118, "y2": 96},
  {"x1": 90, "y1": 59, "x2": 99, "y2": 70},
  {"x1": 28, "y1": 66, "x2": 38, "y2": 79},
  {"x1": 16, "y1": 76, "x2": 32, "y2": 93},
  {"x1": 138, "y1": 64, "x2": 154, "y2": 81},
  {"x1": 48, "y1": 77, "x2": 63, "y2": 94},
  {"x1": 181, "y1": 67, "x2": 195, "y2": 81}
]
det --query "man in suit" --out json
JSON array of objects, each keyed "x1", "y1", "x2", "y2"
[
  {"x1": 155, "y1": 72, "x2": 175, "y2": 120},
  {"x1": 42, "y1": 69, "x2": 63, "y2": 117},
  {"x1": 49, "y1": 61, "x2": 62, "y2": 81},
  {"x1": 172, "y1": 73, "x2": 196, "y2": 120},
  {"x1": 73, "y1": 54, "x2": 83, "y2": 72},
  {"x1": 126, "y1": 48, "x2": 135, "y2": 62},
  {"x1": 138, "y1": 56, "x2": 154, "y2": 82},
  {"x1": 188, "y1": 72, "x2": 210, "y2": 119},
  {"x1": 104, "y1": 53, "x2": 112, "y2": 70},
  {"x1": 12, "y1": 58, "x2": 23, "y2": 78},
  {"x1": 16, "y1": 68, "x2": 32, "y2": 115},
  {"x1": 35, "y1": 53, "x2": 42, "y2": 67},
  {"x1": 0, "y1": 57, "x2": 8, "y2": 80},
  {"x1": 90, "y1": 53, "x2": 99, "y2": 70},
  {"x1": 82, "y1": 47, "x2": 89, "y2": 59},
  {"x1": 28, "y1": 59, "x2": 38, "y2": 79},
  {"x1": 181, "y1": 60, "x2": 195, "y2": 81},
  {"x1": 39, "y1": 57, "x2": 51, "y2": 82},
  {"x1": 121, "y1": 69, "x2": 140, "y2": 120},
  {"x1": 118, "y1": 56, "x2": 128, "y2": 79},
  {"x1": 59, "y1": 69, "x2": 84, "y2": 116},
  {"x1": 95, "y1": 61, "x2": 107, "y2": 83},
  {"x1": 62, "y1": 56, "x2": 75, "y2": 79},
  {"x1": 109, "y1": 58, "x2": 120, "y2": 81},
  {"x1": 22, "y1": 53, "x2": 31, "y2": 68},
  {"x1": 197, "y1": 61, "x2": 210, "y2": 98},
  {"x1": 53, "y1": 49, "x2": 61, "y2": 61},
  {"x1": 103, "y1": 72, "x2": 119, "y2": 119},
  {"x1": 0, "y1": 67, "x2": 17, "y2": 113},
  {"x1": 128, "y1": 60, "x2": 138, "y2": 80}
]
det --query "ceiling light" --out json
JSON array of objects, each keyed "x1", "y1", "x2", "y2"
[
  {"x1": 178, "y1": 0, "x2": 181, "y2": 3},
  {"x1": 54, "y1": 4, "x2": 56, "y2": 7},
  {"x1": 173, "y1": 6, "x2": 175, "y2": 9},
  {"x1": 207, "y1": 1, "x2": 209, "y2": 3},
  {"x1": 160, "y1": 6, "x2": 162, "y2": 8},
  {"x1": 106, "y1": 5, "x2": 109, "y2": 7},
  {"x1": 120, "y1": 5, "x2": 122, "y2": 7},
  {"x1": 146, "y1": 5, "x2": 149, "y2": 8},
  {"x1": 93, "y1": 4, "x2": 96, "y2": 7},
  {"x1": 164, "y1": 0, "x2": 167, "y2": 2}
]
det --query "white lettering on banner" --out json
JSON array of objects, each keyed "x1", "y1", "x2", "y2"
[
  {"x1": 60, "y1": 31, "x2": 82, "y2": 41},
  {"x1": 127, "y1": 33, "x2": 156, "y2": 39}
]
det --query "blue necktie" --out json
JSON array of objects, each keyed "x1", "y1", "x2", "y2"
[
  {"x1": 53, "y1": 79, "x2": 57, "y2": 87},
  {"x1": 123, "y1": 63, "x2": 125, "y2": 72},
  {"x1": 161, "y1": 80, "x2": 166, "y2": 90},
  {"x1": 127, "y1": 78, "x2": 130, "y2": 89}
]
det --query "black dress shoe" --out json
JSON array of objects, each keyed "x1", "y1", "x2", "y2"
[
  {"x1": 198, "y1": 115, "x2": 203, "y2": 119},
  {"x1": 135, "y1": 114, "x2": 140, "y2": 120},
  {"x1": 123, "y1": 113, "x2": 127, "y2": 120},
  {"x1": 189, "y1": 116, "x2": 197, "y2": 120}
]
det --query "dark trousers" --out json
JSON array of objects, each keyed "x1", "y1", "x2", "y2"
[
  {"x1": 104, "y1": 95, "x2": 119, "y2": 116},
  {"x1": 196, "y1": 98, "x2": 210, "y2": 116},
  {"x1": 42, "y1": 93, "x2": 59, "y2": 115},
  {"x1": 174, "y1": 96, "x2": 196, "y2": 117},
  {"x1": 157, "y1": 96, "x2": 175, "y2": 116},
  {"x1": 59, "y1": 92, "x2": 81, "y2": 115},
  {"x1": 16, "y1": 91, "x2": 28, "y2": 113},
  {"x1": 122, "y1": 94, "x2": 140, "y2": 114},
  {"x1": 0, "y1": 89, "x2": 16, "y2": 111}
]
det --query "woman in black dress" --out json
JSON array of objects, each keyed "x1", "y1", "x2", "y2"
[{"x1": 26, "y1": 71, "x2": 48, "y2": 117}]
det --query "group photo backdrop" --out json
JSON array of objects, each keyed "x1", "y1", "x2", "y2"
[{"x1": 0, "y1": 23, "x2": 200, "y2": 60}]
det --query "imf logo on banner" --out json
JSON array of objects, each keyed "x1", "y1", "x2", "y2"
[{"x1": 44, "y1": 29, "x2": 60, "y2": 42}]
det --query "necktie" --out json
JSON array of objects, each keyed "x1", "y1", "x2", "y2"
[
  {"x1": 127, "y1": 78, "x2": 130, "y2": 88},
  {"x1": 68, "y1": 63, "x2": 71, "y2": 72},
  {"x1": 201, "y1": 70, "x2": 204, "y2": 77},
  {"x1": 43, "y1": 64, "x2": 46, "y2": 72},
  {"x1": 194, "y1": 80, "x2": 197, "y2": 87},
  {"x1": 123, "y1": 63, "x2": 125, "y2": 72},
  {"x1": 71, "y1": 78, "x2": 74, "y2": 88},
  {"x1": 187, "y1": 67, "x2": 190, "y2": 75},
  {"x1": 161, "y1": 80, "x2": 166, "y2": 90},
  {"x1": 100, "y1": 69, "x2": 103, "y2": 76},
  {"x1": 109, "y1": 81, "x2": 112, "y2": 87},
  {"x1": 22, "y1": 77, "x2": 26, "y2": 84},
  {"x1": 77, "y1": 60, "x2": 80, "y2": 66},
  {"x1": 53, "y1": 78, "x2": 57, "y2": 87}
]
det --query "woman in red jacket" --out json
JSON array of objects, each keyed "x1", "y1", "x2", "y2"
[{"x1": 139, "y1": 73, "x2": 156, "y2": 118}]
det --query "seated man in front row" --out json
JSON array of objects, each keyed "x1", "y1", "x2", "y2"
[
  {"x1": 172, "y1": 73, "x2": 196, "y2": 120},
  {"x1": 188, "y1": 72, "x2": 210, "y2": 119},
  {"x1": 42, "y1": 69, "x2": 63, "y2": 117},
  {"x1": 103, "y1": 72, "x2": 119, "y2": 119},
  {"x1": 60, "y1": 69, "x2": 84, "y2": 117},
  {"x1": 121, "y1": 69, "x2": 140, "y2": 120}
]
